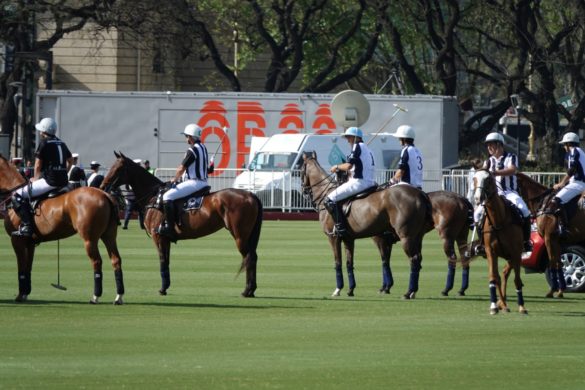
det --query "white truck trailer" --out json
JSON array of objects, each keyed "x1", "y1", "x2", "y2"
[{"x1": 36, "y1": 90, "x2": 459, "y2": 190}]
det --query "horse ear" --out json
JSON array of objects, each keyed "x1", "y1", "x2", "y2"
[
  {"x1": 114, "y1": 151, "x2": 120, "y2": 158},
  {"x1": 120, "y1": 151, "x2": 126, "y2": 159},
  {"x1": 311, "y1": 151, "x2": 317, "y2": 159}
]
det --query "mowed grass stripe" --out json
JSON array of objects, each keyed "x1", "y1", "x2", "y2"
[{"x1": 0, "y1": 220, "x2": 582, "y2": 389}]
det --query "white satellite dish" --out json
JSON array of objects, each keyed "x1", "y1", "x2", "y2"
[{"x1": 330, "y1": 90, "x2": 370, "y2": 128}]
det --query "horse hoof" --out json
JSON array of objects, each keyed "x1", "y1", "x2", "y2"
[
  {"x1": 441, "y1": 290, "x2": 449, "y2": 297},
  {"x1": 241, "y1": 291, "x2": 255, "y2": 298},
  {"x1": 14, "y1": 294, "x2": 28, "y2": 303},
  {"x1": 519, "y1": 307, "x2": 528, "y2": 315},
  {"x1": 113, "y1": 295, "x2": 124, "y2": 305},
  {"x1": 457, "y1": 290, "x2": 466, "y2": 297},
  {"x1": 545, "y1": 290, "x2": 554, "y2": 298},
  {"x1": 331, "y1": 288, "x2": 341, "y2": 297},
  {"x1": 490, "y1": 308, "x2": 499, "y2": 315},
  {"x1": 159, "y1": 289, "x2": 167, "y2": 296},
  {"x1": 556, "y1": 291, "x2": 564, "y2": 299},
  {"x1": 347, "y1": 290, "x2": 354, "y2": 297},
  {"x1": 402, "y1": 291, "x2": 415, "y2": 300}
]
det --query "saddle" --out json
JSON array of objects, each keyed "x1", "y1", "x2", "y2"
[
  {"x1": 340, "y1": 185, "x2": 379, "y2": 215},
  {"x1": 153, "y1": 185, "x2": 211, "y2": 227},
  {"x1": 500, "y1": 195, "x2": 524, "y2": 226},
  {"x1": 30, "y1": 186, "x2": 71, "y2": 210}
]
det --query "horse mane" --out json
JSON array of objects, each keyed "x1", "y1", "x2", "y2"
[
  {"x1": 516, "y1": 172, "x2": 551, "y2": 202},
  {"x1": 118, "y1": 151, "x2": 163, "y2": 187},
  {"x1": 0, "y1": 154, "x2": 26, "y2": 190}
]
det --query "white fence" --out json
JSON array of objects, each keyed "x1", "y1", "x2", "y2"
[{"x1": 153, "y1": 168, "x2": 566, "y2": 212}]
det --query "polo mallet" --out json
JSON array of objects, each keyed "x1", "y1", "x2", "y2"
[
  {"x1": 51, "y1": 240, "x2": 67, "y2": 291},
  {"x1": 367, "y1": 104, "x2": 408, "y2": 145},
  {"x1": 210, "y1": 126, "x2": 229, "y2": 165}
]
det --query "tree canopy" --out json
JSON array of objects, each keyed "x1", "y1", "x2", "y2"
[{"x1": 1, "y1": 0, "x2": 585, "y2": 167}]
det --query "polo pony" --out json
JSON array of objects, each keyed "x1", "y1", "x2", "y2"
[
  {"x1": 473, "y1": 169, "x2": 527, "y2": 314},
  {"x1": 301, "y1": 152, "x2": 433, "y2": 299},
  {"x1": 101, "y1": 152, "x2": 262, "y2": 298},
  {"x1": 0, "y1": 155, "x2": 124, "y2": 304}
]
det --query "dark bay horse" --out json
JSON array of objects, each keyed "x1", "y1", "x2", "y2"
[
  {"x1": 516, "y1": 172, "x2": 569, "y2": 297},
  {"x1": 473, "y1": 169, "x2": 527, "y2": 314},
  {"x1": 301, "y1": 152, "x2": 433, "y2": 299},
  {"x1": 101, "y1": 152, "x2": 262, "y2": 297},
  {"x1": 427, "y1": 191, "x2": 474, "y2": 296},
  {"x1": 0, "y1": 155, "x2": 124, "y2": 304}
]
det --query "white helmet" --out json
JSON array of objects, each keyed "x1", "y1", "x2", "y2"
[
  {"x1": 484, "y1": 132, "x2": 505, "y2": 144},
  {"x1": 391, "y1": 125, "x2": 415, "y2": 140},
  {"x1": 343, "y1": 127, "x2": 364, "y2": 138},
  {"x1": 35, "y1": 118, "x2": 57, "y2": 135},
  {"x1": 559, "y1": 132, "x2": 580, "y2": 144},
  {"x1": 182, "y1": 124, "x2": 203, "y2": 139}
]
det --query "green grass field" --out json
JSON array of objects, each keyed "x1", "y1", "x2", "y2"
[{"x1": 1, "y1": 220, "x2": 584, "y2": 389}]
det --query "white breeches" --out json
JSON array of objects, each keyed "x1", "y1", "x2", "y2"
[
  {"x1": 13, "y1": 178, "x2": 56, "y2": 199},
  {"x1": 556, "y1": 181, "x2": 585, "y2": 204},
  {"x1": 163, "y1": 180, "x2": 208, "y2": 201},
  {"x1": 326, "y1": 178, "x2": 376, "y2": 202},
  {"x1": 474, "y1": 190, "x2": 530, "y2": 223}
]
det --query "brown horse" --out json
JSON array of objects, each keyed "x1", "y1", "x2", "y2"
[
  {"x1": 473, "y1": 169, "x2": 527, "y2": 314},
  {"x1": 428, "y1": 191, "x2": 474, "y2": 296},
  {"x1": 0, "y1": 155, "x2": 124, "y2": 304},
  {"x1": 516, "y1": 172, "x2": 568, "y2": 297},
  {"x1": 301, "y1": 152, "x2": 433, "y2": 299},
  {"x1": 100, "y1": 152, "x2": 262, "y2": 297}
]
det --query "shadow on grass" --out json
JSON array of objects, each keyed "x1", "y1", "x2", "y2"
[{"x1": 0, "y1": 298, "x2": 309, "y2": 310}]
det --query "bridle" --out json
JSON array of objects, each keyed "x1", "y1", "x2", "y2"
[
  {"x1": 300, "y1": 157, "x2": 337, "y2": 210},
  {"x1": 103, "y1": 158, "x2": 162, "y2": 206}
]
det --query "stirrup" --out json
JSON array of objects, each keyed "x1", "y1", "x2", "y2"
[
  {"x1": 11, "y1": 225, "x2": 33, "y2": 237},
  {"x1": 157, "y1": 224, "x2": 178, "y2": 241},
  {"x1": 473, "y1": 244, "x2": 486, "y2": 257},
  {"x1": 333, "y1": 224, "x2": 347, "y2": 237}
]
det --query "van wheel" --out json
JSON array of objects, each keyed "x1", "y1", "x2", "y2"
[{"x1": 545, "y1": 245, "x2": 585, "y2": 293}]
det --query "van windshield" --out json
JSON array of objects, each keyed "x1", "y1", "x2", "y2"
[{"x1": 249, "y1": 152, "x2": 298, "y2": 171}]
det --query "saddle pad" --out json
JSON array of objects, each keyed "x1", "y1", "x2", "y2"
[{"x1": 183, "y1": 195, "x2": 205, "y2": 211}]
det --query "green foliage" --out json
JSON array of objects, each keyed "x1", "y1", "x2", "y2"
[{"x1": 0, "y1": 221, "x2": 583, "y2": 389}]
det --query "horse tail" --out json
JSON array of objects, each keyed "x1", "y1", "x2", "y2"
[
  {"x1": 420, "y1": 191, "x2": 434, "y2": 229},
  {"x1": 238, "y1": 193, "x2": 263, "y2": 275},
  {"x1": 104, "y1": 192, "x2": 121, "y2": 228},
  {"x1": 462, "y1": 197, "x2": 474, "y2": 230}
]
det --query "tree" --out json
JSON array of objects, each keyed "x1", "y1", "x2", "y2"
[{"x1": 0, "y1": 0, "x2": 118, "y2": 160}]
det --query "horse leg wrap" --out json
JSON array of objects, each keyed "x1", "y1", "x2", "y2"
[
  {"x1": 516, "y1": 289, "x2": 525, "y2": 306},
  {"x1": 555, "y1": 268, "x2": 566, "y2": 290},
  {"x1": 346, "y1": 264, "x2": 356, "y2": 291},
  {"x1": 114, "y1": 269, "x2": 125, "y2": 295},
  {"x1": 18, "y1": 272, "x2": 31, "y2": 295},
  {"x1": 548, "y1": 268, "x2": 559, "y2": 292},
  {"x1": 94, "y1": 271, "x2": 103, "y2": 297},
  {"x1": 382, "y1": 262, "x2": 393, "y2": 289},
  {"x1": 335, "y1": 264, "x2": 344, "y2": 290},
  {"x1": 160, "y1": 265, "x2": 171, "y2": 291},
  {"x1": 461, "y1": 268, "x2": 470, "y2": 292},
  {"x1": 489, "y1": 282, "x2": 497, "y2": 303},
  {"x1": 444, "y1": 263, "x2": 456, "y2": 292},
  {"x1": 407, "y1": 254, "x2": 422, "y2": 293}
]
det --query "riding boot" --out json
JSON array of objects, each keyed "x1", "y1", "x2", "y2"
[
  {"x1": 522, "y1": 217, "x2": 533, "y2": 252},
  {"x1": 324, "y1": 198, "x2": 347, "y2": 237},
  {"x1": 11, "y1": 196, "x2": 34, "y2": 237},
  {"x1": 158, "y1": 201, "x2": 178, "y2": 241},
  {"x1": 472, "y1": 215, "x2": 486, "y2": 257},
  {"x1": 551, "y1": 197, "x2": 568, "y2": 238}
]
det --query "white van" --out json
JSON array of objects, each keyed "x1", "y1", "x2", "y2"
[{"x1": 233, "y1": 133, "x2": 402, "y2": 208}]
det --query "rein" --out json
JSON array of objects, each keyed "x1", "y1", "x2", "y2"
[
  {"x1": 301, "y1": 160, "x2": 338, "y2": 210},
  {"x1": 0, "y1": 181, "x2": 28, "y2": 197},
  {"x1": 476, "y1": 174, "x2": 509, "y2": 233}
]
